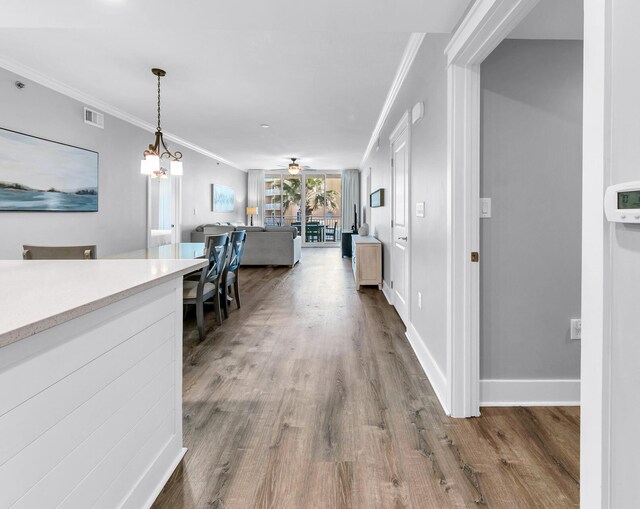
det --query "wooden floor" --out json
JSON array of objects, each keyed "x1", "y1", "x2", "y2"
[{"x1": 153, "y1": 248, "x2": 579, "y2": 509}]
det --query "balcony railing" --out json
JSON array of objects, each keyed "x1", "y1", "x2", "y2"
[{"x1": 263, "y1": 215, "x2": 343, "y2": 242}]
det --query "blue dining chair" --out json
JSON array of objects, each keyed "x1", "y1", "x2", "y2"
[
  {"x1": 182, "y1": 234, "x2": 229, "y2": 340},
  {"x1": 221, "y1": 230, "x2": 247, "y2": 318}
]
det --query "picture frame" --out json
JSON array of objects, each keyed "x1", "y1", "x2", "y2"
[
  {"x1": 212, "y1": 184, "x2": 235, "y2": 212},
  {"x1": 0, "y1": 127, "x2": 99, "y2": 212},
  {"x1": 370, "y1": 188, "x2": 384, "y2": 208}
]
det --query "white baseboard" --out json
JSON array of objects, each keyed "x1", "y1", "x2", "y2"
[
  {"x1": 139, "y1": 445, "x2": 187, "y2": 509},
  {"x1": 382, "y1": 280, "x2": 393, "y2": 305},
  {"x1": 480, "y1": 379, "x2": 581, "y2": 407},
  {"x1": 405, "y1": 323, "x2": 450, "y2": 415}
]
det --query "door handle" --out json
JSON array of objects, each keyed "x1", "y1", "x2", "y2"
[{"x1": 398, "y1": 236, "x2": 408, "y2": 241}]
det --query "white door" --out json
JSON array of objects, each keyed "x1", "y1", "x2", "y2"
[
  {"x1": 147, "y1": 176, "x2": 181, "y2": 247},
  {"x1": 391, "y1": 122, "x2": 410, "y2": 323}
]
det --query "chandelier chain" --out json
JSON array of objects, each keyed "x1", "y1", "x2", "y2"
[{"x1": 156, "y1": 74, "x2": 162, "y2": 132}]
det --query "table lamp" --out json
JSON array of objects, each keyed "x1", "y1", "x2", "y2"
[{"x1": 246, "y1": 207, "x2": 258, "y2": 226}]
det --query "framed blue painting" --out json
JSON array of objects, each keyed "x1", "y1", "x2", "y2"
[
  {"x1": 212, "y1": 184, "x2": 235, "y2": 212},
  {"x1": 0, "y1": 127, "x2": 98, "y2": 212}
]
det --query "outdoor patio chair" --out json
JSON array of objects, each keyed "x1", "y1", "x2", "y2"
[
  {"x1": 305, "y1": 222, "x2": 320, "y2": 242},
  {"x1": 325, "y1": 221, "x2": 338, "y2": 242}
]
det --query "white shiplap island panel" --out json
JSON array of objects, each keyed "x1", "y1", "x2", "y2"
[{"x1": 0, "y1": 259, "x2": 206, "y2": 509}]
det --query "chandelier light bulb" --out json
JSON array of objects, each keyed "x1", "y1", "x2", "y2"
[{"x1": 170, "y1": 160, "x2": 183, "y2": 176}]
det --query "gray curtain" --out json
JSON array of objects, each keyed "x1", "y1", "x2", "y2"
[
  {"x1": 342, "y1": 169, "x2": 360, "y2": 232},
  {"x1": 247, "y1": 169, "x2": 265, "y2": 226}
]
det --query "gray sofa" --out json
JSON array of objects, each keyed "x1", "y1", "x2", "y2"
[{"x1": 190, "y1": 224, "x2": 301, "y2": 267}]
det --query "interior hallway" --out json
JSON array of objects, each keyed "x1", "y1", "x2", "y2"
[{"x1": 153, "y1": 249, "x2": 579, "y2": 508}]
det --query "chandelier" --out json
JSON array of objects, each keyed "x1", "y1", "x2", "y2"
[
  {"x1": 140, "y1": 68, "x2": 183, "y2": 179},
  {"x1": 288, "y1": 158, "x2": 301, "y2": 176}
]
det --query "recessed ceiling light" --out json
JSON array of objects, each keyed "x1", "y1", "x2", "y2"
[{"x1": 260, "y1": 124, "x2": 270, "y2": 128}]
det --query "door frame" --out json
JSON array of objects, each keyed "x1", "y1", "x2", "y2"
[
  {"x1": 581, "y1": 1, "x2": 611, "y2": 506},
  {"x1": 389, "y1": 111, "x2": 411, "y2": 323},
  {"x1": 173, "y1": 176, "x2": 182, "y2": 243},
  {"x1": 444, "y1": 0, "x2": 540, "y2": 418}
]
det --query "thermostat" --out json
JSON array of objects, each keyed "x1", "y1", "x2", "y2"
[{"x1": 605, "y1": 181, "x2": 640, "y2": 223}]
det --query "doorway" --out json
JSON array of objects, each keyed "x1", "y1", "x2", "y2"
[
  {"x1": 444, "y1": 0, "x2": 584, "y2": 419},
  {"x1": 147, "y1": 176, "x2": 181, "y2": 248},
  {"x1": 479, "y1": 39, "x2": 583, "y2": 406},
  {"x1": 263, "y1": 171, "x2": 342, "y2": 246}
]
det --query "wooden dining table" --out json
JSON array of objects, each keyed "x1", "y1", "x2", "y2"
[{"x1": 107, "y1": 242, "x2": 206, "y2": 260}]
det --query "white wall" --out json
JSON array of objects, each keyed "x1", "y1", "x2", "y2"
[
  {"x1": 361, "y1": 34, "x2": 449, "y2": 377},
  {"x1": 0, "y1": 67, "x2": 246, "y2": 259},
  {"x1": 583, "y1": 0, "x2": 640, "y2": 506},
  {"x1": 480, "y1": 39, "x2": 583, "y2": 381}
]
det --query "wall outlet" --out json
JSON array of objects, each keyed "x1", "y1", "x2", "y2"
[
  {"x1": 570, "y1": 318, "x2": 582, "y2": 340},
  {"x1": 418, "y1": 291, "x2": 422, "y2": 309},
  {"x1": 193, "y1": 208, "x2": 198, "y2": 215}
]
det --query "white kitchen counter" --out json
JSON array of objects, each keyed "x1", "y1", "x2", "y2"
[
  {"x1": 0, "y1": 258, "x2": 206, "y2": 349},
  {"x1": 0, "y1": 258, "x2": 206, "y2": 509}
]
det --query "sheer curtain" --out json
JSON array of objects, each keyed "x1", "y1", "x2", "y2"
[
  {"x1": 341, "y1": 169, "x2": 360, "y2": 233},
  {"x1": 247, "y1": 169, "x2": 265, "y2": 226}
]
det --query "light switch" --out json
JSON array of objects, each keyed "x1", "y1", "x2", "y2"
[
  {"x1": 480, "y1": 198, "x2": 491, "y2": 218},
  {"x1": 416, "y1": 202, "x2": 425, "y2": 217}
]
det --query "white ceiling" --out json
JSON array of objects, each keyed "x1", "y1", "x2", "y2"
[{"x1": 0, "y1": 0, "x2": 473, "y2": 171}]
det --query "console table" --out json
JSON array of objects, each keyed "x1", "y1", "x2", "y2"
[{"x1": 351, "y1": 235, "x2": 382, "y2": 290}]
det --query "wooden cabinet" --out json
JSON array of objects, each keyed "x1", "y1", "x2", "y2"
[{"x1": 351, "y1": 235, "x2": 382, "y2": 290}]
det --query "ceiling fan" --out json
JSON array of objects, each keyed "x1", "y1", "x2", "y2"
[{"x1": 277, "y1": 157, "x2": 312, "y2": 175}]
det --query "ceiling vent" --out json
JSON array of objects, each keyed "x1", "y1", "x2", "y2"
[{"x1": 84, "y1": 107, "x2": 104, "y2": 129}]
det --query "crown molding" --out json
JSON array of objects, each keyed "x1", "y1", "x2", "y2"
[
  {"x1": 359, "y1": 32, "x2": 425, "y2": 170},
  {"x1": 0, "y1": 56, "x2": 245, "y2": 172},
  {"x1": 445, "y1": 0, "x2": 539, "y2": 66}
]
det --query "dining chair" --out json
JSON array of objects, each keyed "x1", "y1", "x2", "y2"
[
  {"x1": 182, "y1": 234, "x2": 229, "y2": 341},
  {"x1": 22, "y1": 244, "x2": 97, "y2": 260},
  {"x1": 325, "y1": 221, "x2": 338, "y2": 242},
  {"x1": 221, "y1": 230, "x2": 247, "y2": 318},
  {"x1": 305, "y1": 223, "x2": 319, "y2": 242}
]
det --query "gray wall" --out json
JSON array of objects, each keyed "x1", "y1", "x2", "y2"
[
  {"x1": 0, "y1": 67, "x2": 246, "y2": 259},
  {"x1": 480, "y1": 40, "x2": 583, "y2": 379},
  {"x1": 361, "y1": 34, "x2": 449, "y2": 372},
  {"x1": 180, "y1": 155, "x2": 246, "y2": 239}
]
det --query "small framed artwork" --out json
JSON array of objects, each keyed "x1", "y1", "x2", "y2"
[
  {"x1": 212, "y1": 184, "x2": 235, "y2": 212},
  {"x1": 0, "y1": 127, "x2": 98, "y2": 212},
  {"x1": 370, "y1": 188, "x2": 385, "y2": 208}
]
